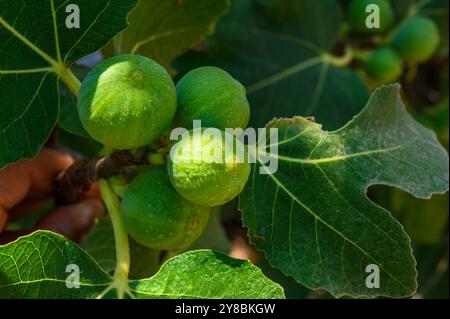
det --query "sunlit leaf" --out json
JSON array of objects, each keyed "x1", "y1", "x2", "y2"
[{"x1": 240, "y1": 85, "x2": 449, "y2": 297}]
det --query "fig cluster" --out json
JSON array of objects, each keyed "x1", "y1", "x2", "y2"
[
  {"x1": 347, "y1": 0, "x2": 441, "y2": 83},
  {"x1": 78, "y1": 55, "x2": 251, "y2": 249}
]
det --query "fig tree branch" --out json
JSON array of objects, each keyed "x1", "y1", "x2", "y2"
[{"x1": 54, "y1": 150, "x2": 146, "y2": 204}]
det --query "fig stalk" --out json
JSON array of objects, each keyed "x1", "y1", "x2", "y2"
[
  {"x1": 98, "y1": 179, "x2": 133, "y2": 299},
  {"x1": 54, "y1": 150, "x2": 146, "y2": 204},
  {"x1": 58, "y1": 66, "x2": 81, "y2": 96}
]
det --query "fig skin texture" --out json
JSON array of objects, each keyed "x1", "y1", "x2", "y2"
[
  {"x1": 364, "y1": 47, "x2": 402, "y2": 83},
  {"x1": 174, "y1": 66, "x2": 250, "y2": 130},
  {"x1": 121, "y1": 167, "x2": 209, "y2": 250},
  {"x1": 78, "y1": 55, "x2": 176, "y2": 150},
  {"x1": 392, "y1": 16, "x2": 440, "y2": 63},
  {"x1": 168, "y1": 129, "x2": 251, "y2": 207},
  {"x1": 348, "y1": 0, "x2": 394, "y2": 34}
]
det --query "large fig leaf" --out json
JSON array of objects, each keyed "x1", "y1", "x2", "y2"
[
  {"x1": 240, "y1": 85, "x2": 449, "y2": 297},
  {"x1": 112, "y1": 0, "x2": 229, "y2": 72},
  {"x1": 175, "y1": 0, "x2": 370, "y2": 130},
  {"x1": 130, "y1": 249, "x2": 284, "y2": 299},
  {"x1": 0, "y1": 0, "x2": 138, "y2": 168},
  {"x1": 0, "y1": 231, "x2": 111, "y2": 298},
  {"x1": 0, "y1": 231, "x2": 284, "y2": 299}
]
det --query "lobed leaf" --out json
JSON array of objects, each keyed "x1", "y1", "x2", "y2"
[
  {"x1": 0, "y1": 231, "x2": 284, "y2": 299},
  {"x1": 111, "y1": 0, "x2": 229, "y2": 73},
  {"x1": 0, "y1": 231, "x2": 111, "y2": 298},
  {"x1": 130, "y1": 250, "x2": 284, "y2": 299},
  {"x1": 0, "y1": 0, "x2": 138, "y2": 168},
  {"x1": 240, "y1": 84, "x2": 449, "y2": 297}
]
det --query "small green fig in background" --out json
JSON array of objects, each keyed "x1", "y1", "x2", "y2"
[
  {"x1": 175, "y1": 66, "x2": 250, "y2": 130},
  {"x1": 348, "y1": 0, "x2": 394, "y2": 34},
  {"x1": 78, "y1": 54, "x2": 177, "y2": 150},
  {"x1": 168, "y1": 129, "x2": 251, "y2": 207},
  {"x1": 391, "y1": 16, "x2": 440, "y2": 63},
  {"x1": 121, "y1": 167, "x2": 209, "y2": 250},
  {"x1": 364, "y1": 47, "x2": 402, "y2": 83}
]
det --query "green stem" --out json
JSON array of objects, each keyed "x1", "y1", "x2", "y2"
[
  {"x1": 321, "y1": 46, "x2": 354, "y2": 67},
  {"x1": 59, "y1": 67, "x2": 81, "y2": 96},
  {"x1": 98, "y1": 179, "x2": 131, "y2": 299}
]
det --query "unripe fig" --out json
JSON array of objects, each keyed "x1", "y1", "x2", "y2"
[
  {"x1": 364, "y1": 47, "x2": 402, "y2": 83},
  {"x1": 175, "y1": 66, "x2": 250, "y2": 130},
  {"x1": 121, "y1": 167, "x2": 209, "y2": 250},
  {"x1": 392, "y1": 16, "x2": 440, "y2": 63},
  {"x1": 348, "y1": 0, "x2": 394, "y2": 34},
  {"x1": 78, "y1": 55, "x2": 176, "y2": 150},
  {"x1": 168, "y1": 129, "x2": 251, "y2": 207}
]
